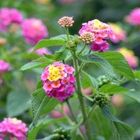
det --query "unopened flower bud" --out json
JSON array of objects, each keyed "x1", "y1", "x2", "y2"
[
  {"x1": 79, "y1": 32, "x2": 95, "y2": 44},
  {"x1": 58, "y1": 16, "x2": 74, "y2": 28}
]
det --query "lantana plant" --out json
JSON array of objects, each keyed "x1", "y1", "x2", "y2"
[{"x1": 22, "y1": 16, "x2": 137, "y2": 140}]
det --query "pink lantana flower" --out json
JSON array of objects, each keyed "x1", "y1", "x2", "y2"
[
  {"x1": 90, "y1": 41, "x2": 109, "y2": 52},
  {"x1": 0, "y1": 8, "x2": 23, "y2": 31},
  {"x1": 125, "y1": 8, "x2": 140, "y2": 26},
  {"x1": 21, "y1": 18, "x2": 48, "y2": 45},
  {"x1": 79, "y1": 19, "x2": 112, "y2": 52},
  {"x1": 0, "y1": 118, "x2": 28, "y2": 140},
  {"x1": 41, "y1": 62, "x2": 75, "y2": 102}
]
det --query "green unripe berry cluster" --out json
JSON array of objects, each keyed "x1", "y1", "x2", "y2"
[
  {"x1": 93, "y1": 93, "x2": 109, "y2": 107},
  {"x1": 51, "y1": 128, "x2": 71, "y2": 140},
  {"x1": 97, "y1": 75, "x2": 110, "y2": 87}
]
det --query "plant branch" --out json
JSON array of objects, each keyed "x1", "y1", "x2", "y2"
[{"x1": 72, "y1": 50, "x2": 92, "y2": 140}]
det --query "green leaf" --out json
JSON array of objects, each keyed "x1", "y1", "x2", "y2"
[
  {"x1": 44, "y1": 48, "x2": 70, "y2": 61},
  {"x1": 134, "y1": 70, "x2": 140, "y2": 81},
  {"x1": 6, "y1": 89, "x2": 31, "y2": 116},
  {"x1": 125, "y1": 91, "x2": 140, "y2": 103},
  {"x1": 102, "y1": 105, "x2": 134, "y2": 140},
  {"x1": 21, "y1": 57, "x2": 53, "y2": 71},
  {"x1": 98, "y1": 51, "x2": 134, "y2": 80},
  {"x1": 28, "y1": 117, "x2": 66, "y2": 140},
  {"x1": 99, "y1": 84, "x2": 128, "y2": 95},
  {"x1": 79, "y1": 54, "x2": 117, "y2": 79},
  {"x1": 34, "y1": 36, "x2": 66, "y2": 50},
  {"x1": 81, "y1": 71, "x2": 98, "y2": 89},
  {"x1": 31, "y1": 88, "x2": 58, "y2": 126},
  {"x1": 89, "y1": 107, "x2": 113, "y2": 139}
]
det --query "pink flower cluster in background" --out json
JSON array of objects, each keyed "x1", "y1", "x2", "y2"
[
  {"x1": 50, "y1": 105, "x2": 70, "y2": 118},
  {"x1": 21, "y1": 18, "x2": 48, "y2": 46},
  {"x1": 41, "y1": 62, "x2": 75, "y2": 101},
  {"x1": 79, "y1": 19, "x2": 112, "y2": 52},
  {"x1": 29, "y1": 47, "x2": 51, "y2": 56},
  {"x1": 0, "y1": 118, "x2": 28, "y2": 140},
  {"x1": 109, "y1": 23, "x2": 126, "y2": 43},
  {"x1": 0, "y1": 8, "x2": 23, "y2": 31},
  {"x1": 118, "y1": 48, "x2": 138, "y2": 69},
  {"x1": 0, "y1": 60, "x2": 10, "y2": 74},
  {"x1": 35, "y1": 48, "x2": 51, "y2": 56},
  {"x1": 125, "y1": 8, "x2": 140, "y2": 26}
]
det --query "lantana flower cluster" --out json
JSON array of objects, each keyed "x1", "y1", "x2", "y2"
[
  {"x1": 125, "y1": 8, "x2": 140, "y2": 26},
  {"x1": 41, "y1": 62, "x2": 75, "y2": 101},
  {"x1": 118, "y1": 48, "x2": 138, "y2": 68},
  {"x1": 0, "y1": 8, "x2": 23, "y2": 31},
  {"x1": 21, "y1": 18, "x2": 48, "y2": 46},
  {"x1": 79, "y1": 19, "x2": 112, "y2": 52},
  {"x1": 0, "y1": 118, "x2": 28, "y2": 140},
  {"x1": 0, "y1": 7, "x2": 48, "y2": 47}
]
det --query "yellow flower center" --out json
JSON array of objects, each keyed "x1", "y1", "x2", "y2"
[
  {"x1": 48, "y1": 65, "x2": 62, "y2": 81},
  {"x1": 93, "y1": 19, "x2": 105, "y2": 29},
  {"x1": 10, "y1": 118, "x2": 21, "y2": 124}
]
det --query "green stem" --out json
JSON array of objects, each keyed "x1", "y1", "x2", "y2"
[
  {"x1": 65, "y1": 28, "x2": 70, "y2": 41},
  {"x1": 66, "y1": 100, "x2": 77, "y2": 123},
  {"x1": 72, "y1": 51, "x2": 91, "y2": 140}
]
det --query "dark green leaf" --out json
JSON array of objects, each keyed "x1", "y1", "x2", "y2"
[
  {"x1": 28, "y1": 117, "x2": 66, "y2": 140},
  {"x1": 99, "y1": 84, "x2": 128, "y2": 95},
  {"x1": 31, "y1": 88, "x2": 59, "y2": 126},
  {"x1": 44, "y1": 48, "x2": 70, "y2": 61},
  {"x1": 98, "y1": 51, "x2": 134, "y2": 80},
  {"x1": 102, "y1": 105, "x2": 134, "y2": 140},
  {"x1": 81, "y1": 71, "x2": 98, "y2": 89},
  {"x1": 79, "y1": 54, "x2": 117, "y2": 79},
  {"x1": 21, "y1": 57, "x2": 53, "y2": 71},
  {"x1": 125, "y1": 91, "x2": 140, "y2": 103},
  {"x1": 34, "y1": 36, "x2": 66, "y2": 50}
]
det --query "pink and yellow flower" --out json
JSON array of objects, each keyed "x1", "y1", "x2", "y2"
[
  {"x1": 41, "y1": 62, "x2": 75, "y2": 101},
  {"x1": 21, "y1": 18, "x2": 48, "y2": 45},
  {"x1": 118, "y1": 48, "x2": 138, "y2": 68},
  {"x1": 0, "y1": 8, "x2": 23, "y2": 31},
  {"x1": 109, "y1": 23, "x2": 126, "y2": 43},
  {"x1": 79, "y1": 19, "x2": 112, "y2": 52},
  {"x1": 125, "y1": 8, "x2": 140, "y2": 26},
  {"x1": 0, "y1": 118, "x2": 28, "y2": 140}
]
